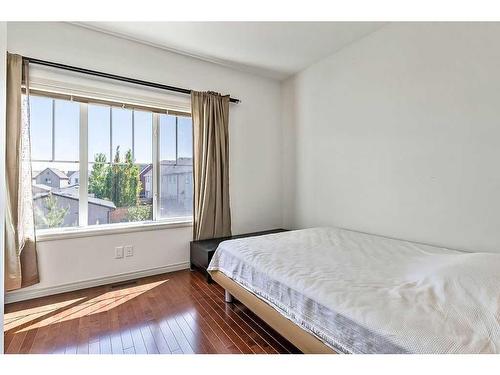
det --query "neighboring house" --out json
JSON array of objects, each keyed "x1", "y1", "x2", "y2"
[
  {"x1": 139, "y1": 164, "x2": 153, "y2": 199},
  {"x1": 140, "y1": 158, "x2": 193, "y2": 217},
  {"x1": 67, "y1": 171, "x2": 79, "y2": 186},
  {"x1": 33, "y1": 185, "x2": 116, "y2": 227},
  {"x1": 32, "y1": 167, "x2": 69, "y2": 189}
]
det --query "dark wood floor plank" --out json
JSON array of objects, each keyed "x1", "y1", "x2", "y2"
[
  {"x1": 174, "y1": 276, "x2": 252, "y2": 353},
  {"x1": 64, "y1": 316, "x2": 81, "y2": 354},
  {"x1": 99, "y1": 332, "x2": 113, "y2": 354},
  {"x1": 186, "y1": 272, "x2": 271, "y2": 354},
  {"x1": 109, "y1": 295, "x2": 124, "y2": 354},
  {"x1": 236, "y1": 302, "x2": 301, "y2": 354},
  {"x1": 53, "y1": 321, "x2": 73, "y2": 354},
  {"x1": 156, "y1": 276, "x2": 228, "y2": 354},
  {"x1": 130, "y1": 326, "x2": 148, "y2": 354},
  {"x1": 4, "y1": 333, "x2": 15, "y2": 351},
  {"x1": 193, "y1": 273, "x2": 295, "y2": 353},
  {"x1": 166, "y1": 318, "x2": 195, "y2": 354},
  {"x1": 109, "y1": 332, "x2": 124, "y2": 354},
  {"x1": 123, "y1": 346, "x2": 135, "y2": 354},
  {"x1": 46, "y1": 321, "x2": 64, "y2": 354},
  {"x1": 193, "y1": 275, "x2": 286, "y2": 354},
  {"x1": 4, "y1": 269, "x2": 300, "y2": 355},
  {"x1": 116, "y1": 297, "x2": 135, "y2": 351},
  {"x1": 97, "y1": 302, "x2": 113, "y2": 355},
  {"x1": 30, "y1": 323, "x2": 52, "y2": 354},
  {"x1": 140, "y1": 324, "x2": 160, "y2": 354},
  {"x1": 176, "y1": 313, "x2": 215, "y2": 354},
  {"x1": 178, "y1": 275, "x2": 261, "y2": 353},
  {"x1": 146, "y1": 286, "x2": 184, "y2": 352},
  {"x1": 187, "y1": 309, "x2": 232, "y2": 354},
  {"x1": 76, "y1": 314, "x2": 90, "y2": 354},
  {"x1": 147, "y1": 321, "x2": 171, "y2": 354},
  {"x1": 167, "y1": 273, "x2": 245, "y2": 353},
  {"x1": 5, "y1": 330, "x2": 27, "y2": 354},
  {"x1": 181, "y1": 313, "x2": 218, "y2": 354},
  {"x1": 18, "y1": 328, "x2": 38, "y2": 354},
  {"x1": 192, "y1": 271, "x2": 298, "y2": 354},
  {"x1": 186, "y1": 292, "x2": 242, "y2": 353},
  {"x1": 89, "y1": 341, "x2": 100, "y2": 354},
  {"x1": 155, "y1": 274, "x2": 234, "y2": 353}
]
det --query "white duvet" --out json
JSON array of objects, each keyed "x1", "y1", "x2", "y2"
[{"x1": 208, "y1": 227, "x2": 500, "y2": 353}]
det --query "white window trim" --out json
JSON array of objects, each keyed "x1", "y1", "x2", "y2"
[
  {"x1": 35, "y1": 219, "x2": 193, "y2": 242},
  {"x1": 79, "y1": 102, "x2": 88, "y2": 226},
  {"x1": 152, "y1": 112, "x2": 160, "y2": 221},
  {"x1": 31, "y1": 86, "x2": 193, "y2": 239}
]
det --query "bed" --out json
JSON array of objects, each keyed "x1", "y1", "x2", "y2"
[{"x1": 207, "y1": 227, "x2": 500, "y2": 354}]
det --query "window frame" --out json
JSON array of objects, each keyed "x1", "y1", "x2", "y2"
[{"x1": 31, "y1": 93, "x2": 194, "y2": 239}]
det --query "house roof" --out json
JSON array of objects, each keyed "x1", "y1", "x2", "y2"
[
  {"x1": 139, "y1": 164, "x2": 153, "y2": 177},
  {"x1": 34, "y1": 185, "x2": 116, "y2": 209},
  {"x1": 160, "y1": 164, "x2": 193, "y2": 175},
  {"x1": 33, "y1": 167, "x2": 69, "y2": 180},
  {"x1": 140, "y1": 162, "x2": 192, "y2": 177},
  {"x1": 177, "y1": 157, "x2": 193, "y2": 166}
]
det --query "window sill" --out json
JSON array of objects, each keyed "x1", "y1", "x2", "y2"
[{"x1": 36, "y1": 219, "x2": 193, "y2": 242}]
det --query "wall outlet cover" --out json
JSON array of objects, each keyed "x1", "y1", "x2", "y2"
[
  {"x1": 115, "y1": 246, "x2": 124, "y2": 259},
  {"x1": 125, "y1": 245, "x2": 134, "y2": 257}
]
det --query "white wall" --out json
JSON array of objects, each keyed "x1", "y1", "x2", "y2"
[
  {"x1": 6, "y1": 22, "x2": 284, "y2": 301},
  {"x1": 283, "y1": 22, "x2": 500, "y2": 254},
  {"x1": 0, "y1": 21, "x2": 7, "y2": 353}
]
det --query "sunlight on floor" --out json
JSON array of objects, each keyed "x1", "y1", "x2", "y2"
[{"x1": 5, "y1": 279, "x2": 169, "y2": 333}]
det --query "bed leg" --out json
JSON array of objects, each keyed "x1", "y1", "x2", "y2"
[{"x1": 224, "y1": 290, "x2": 234, "y2": 303}]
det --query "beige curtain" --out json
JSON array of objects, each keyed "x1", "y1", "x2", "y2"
[
  {"x1": 191, "y1": 91, "x2": 232, "y2": 240},
  {"x1": 5, "y1": 53, "x2": 39, "y2": 291}
]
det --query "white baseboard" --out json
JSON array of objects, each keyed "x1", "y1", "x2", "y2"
[{"x1": 5, "y1": 261, "x2": 190, "y2": 304}]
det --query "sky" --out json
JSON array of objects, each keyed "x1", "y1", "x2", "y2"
[{"x1": 30, "y1": 96, "x2": 193, "y2": 173}]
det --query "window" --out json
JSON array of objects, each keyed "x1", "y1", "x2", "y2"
[{"x1": 29, "y1": 94, "x2": 193, "y2": 232}]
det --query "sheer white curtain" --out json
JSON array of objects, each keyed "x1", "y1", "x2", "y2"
[{"x1": 4, "y1": 53, "x2": 38, "y2": 291}]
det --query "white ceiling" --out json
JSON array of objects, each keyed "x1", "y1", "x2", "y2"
[{"x1": 76, "y1": 22, "x2": 385, "y2": 80}]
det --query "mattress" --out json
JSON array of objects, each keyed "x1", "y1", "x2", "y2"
[{"x1": 207, "y1": 227, "x2": 500, "y2": 354}]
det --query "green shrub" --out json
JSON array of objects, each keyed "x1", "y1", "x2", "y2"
[{"x1": 127, "y1": 205, "x2": 152, "y2": 222}]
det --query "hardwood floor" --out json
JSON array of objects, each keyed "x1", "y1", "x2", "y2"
[{"x1": 4, "y1": 269, "x2": 301, "y2": 354}]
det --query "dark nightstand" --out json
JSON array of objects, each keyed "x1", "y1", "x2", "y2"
[{"x1": 190, "y1": 228, "x2": 288, "y2": 283}]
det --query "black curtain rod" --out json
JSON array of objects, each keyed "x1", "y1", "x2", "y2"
[{"x1": 22, "y1": 56, "x2": 240, "y2": 104}]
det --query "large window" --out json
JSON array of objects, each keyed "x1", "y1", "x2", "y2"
[{"x1": 30, "y1": 94, "x2": 193, "y2": 232}]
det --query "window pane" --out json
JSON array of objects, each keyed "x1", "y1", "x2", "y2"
[
  {"x1": 112, "y1": 107, "x2": 132, "y2": 161},
  {"x1": 177, "y1": 116, "x2": 193, "y2": 161},
  {"x1": 88, "y1": 104, "x2": 111, "y2": 163},
  {"x1": 30, "y1": 96, "x2": 53, "y2": 160},
  {"x1": 32, "y1": 162, "x2": 79, "y2": 229},
  {"x1": 159, "y1": 162, "x2": 193, "y2": 219},
  {"x1": 159, "y1": 115, "x2": 193, "y2": 219},
  {"x1": 159, "y1": 114, "x2": 176, "y2": 162},
  {"x1": 54, "y1": 99, "x2": 79, "y2": 161},
  {"x1": 133, "y1": 110, "x2": 152, "y2": 164},
  {"x1": 88, "y1": 162, "x2": 152, "y2": 225}
]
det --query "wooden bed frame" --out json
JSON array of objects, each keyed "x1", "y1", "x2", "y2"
[{"x1": 211, "y1": 271, "x2": 336, "y2": 354}]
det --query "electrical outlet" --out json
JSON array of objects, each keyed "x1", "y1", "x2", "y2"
[
  {"x1": 115, "y1": 246, "x2": 124, "y2": 259},
  {"x1": 125, "y1": 245, "x2": 134, "y2": 257}
]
